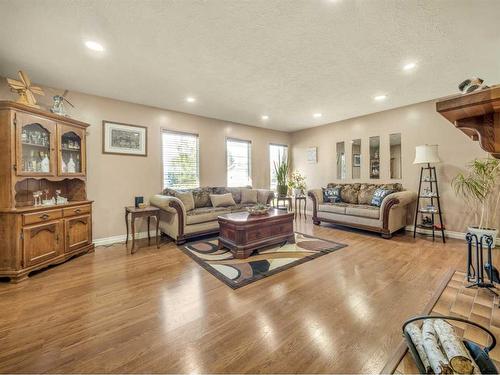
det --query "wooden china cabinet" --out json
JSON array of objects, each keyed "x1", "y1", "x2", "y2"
[{"x1": 0, "y1": 101, "x2": 94, "y2": 282}]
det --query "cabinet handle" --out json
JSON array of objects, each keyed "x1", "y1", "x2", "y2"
[
  {"x1": 40, "y1": 214, "x2": 50, "y2": 220},
  {"x1": 75, "y1": 209, "x2": 81, "y2": 213}
]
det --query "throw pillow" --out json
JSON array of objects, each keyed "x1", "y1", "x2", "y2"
[
  {"x1": 371, "y1": 188, "x2": 395, "y2": 207},
  {"x1": 210, "y1": 193, "x2": 236, "y2": 208},
  {"x1": 241, "y1": 189, "x2": 258, "y2": 204},
  {"x1": 323, "y1": 187, "x2": 342, "y2": 203},
  {"x1": 175, "y1": 191, "x2": 195, "y2": 211}
]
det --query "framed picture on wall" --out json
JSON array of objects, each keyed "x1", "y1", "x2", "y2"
[
  {"x1": 353, "y1": 154, "x2": 361, "y2": 167},
  {"x1": 307, "y1": 147, "x2": 317, "y2": 163},
  {"x1": 102, "y1": 121, "x2": 148, "y2": 156}
]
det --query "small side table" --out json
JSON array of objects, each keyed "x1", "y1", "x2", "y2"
[
  {"x1": 125, "y1": 206, "x2": 160, "y2": 253},
  {"x1": 294, "y1": 196, "x2": 307, "y2": 219},
  {"x1": 274, "y1": 196, "x2": 293, "y2": 212}
]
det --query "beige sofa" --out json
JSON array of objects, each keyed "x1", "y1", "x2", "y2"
[
  {"x1": 308, "y1": 183, "x2": 417, "y2": 238},
  {"x1": 150, "y1": 186, "x2": 274, "y2": 244}
]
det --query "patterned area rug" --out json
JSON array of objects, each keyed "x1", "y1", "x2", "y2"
[{"x1": 181, "y1": 232, "x2": 347, "y2": 289}]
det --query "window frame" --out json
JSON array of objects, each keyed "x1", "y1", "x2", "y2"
[
  {"x1": 160, "y1": 128, "x2": 200, "y2": 190},
  {"x1": 269, "y1": 143, "x2": 289, "y2": 190},
  {"x1": 225, "y1": 137, "x2": 252, "y2": 187}
]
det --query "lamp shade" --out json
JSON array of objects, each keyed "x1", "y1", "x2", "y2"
[{"x1": 413, "y1": 144, "x2": 441, "y2": 164}]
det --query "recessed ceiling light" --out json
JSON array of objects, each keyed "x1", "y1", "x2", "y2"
[
  {"x1": 186, "y1": 97, "x2": 196, "y2": 103},
  {"x1": 403, "y1": 62, "x2": 417, "y2": 71},
  {"x1": 84, "y1": 40, "x2": 104, "y2": 52},
  {"x1": 374, "y1": 95, "x2": 387, "y2": 101},
  {"x1": 313, "y1": 113, "x2": 322, "y2": 118},
  {"x1": 261, "y1": 115, "x2": 269, "y2": 120}
]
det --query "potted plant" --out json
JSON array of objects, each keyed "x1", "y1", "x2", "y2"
[
  {"x1": 452, "y1": 158, "x2": 500, "y2": 246},
  {"x1": 288, "y1": 171, "x2": 307, "y2": 196},
  {"x1": 273, "y1": 156, "x2": 289, "y2": 197}
]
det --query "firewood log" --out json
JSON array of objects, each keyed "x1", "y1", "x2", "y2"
[
  {"x1": 405, "y1": 322, "x2": 433, "y2": 374},
  {"x1": 434, "y1": 320, "x2": 474, "y2": 374},
  {"x1": 422, "y1": 320, "x2": 453, "y2": 374}
]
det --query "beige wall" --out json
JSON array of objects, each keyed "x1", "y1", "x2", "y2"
[
  {"x1": 1, "y1": 78, "x2": 494, "y2": 238},
  {"x1": 291, "y1": 100, "x2": 494, "y2": 233},
  {"x1": 0, "y1": 81, "x2": 290, "y2": 240}
]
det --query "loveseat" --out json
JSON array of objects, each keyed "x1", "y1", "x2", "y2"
[
  {"x1": 150, "y1": 186, "x2": 274, "y2": 244},
  {"x1": 307, "y1": 183, "x2": 417, "y2": 238}
]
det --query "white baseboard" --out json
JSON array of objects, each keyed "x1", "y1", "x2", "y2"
[
  {"x1": 93, "y1": 225, "x2": 499, "y2": 247},
  {"x1": 93, "y1": 230, "x2": 158, "y2": 247},
  {"x1": 405, "y1": 225, "x2": 500, "y2": 246}
]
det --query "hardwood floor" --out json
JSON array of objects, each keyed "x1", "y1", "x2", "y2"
[{"x1": 0, "y1": 218, "x2": 485, "y2": 373}]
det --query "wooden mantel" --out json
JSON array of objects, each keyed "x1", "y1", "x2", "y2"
[{"x1": 436, "y1": 85, "x2": 500, "y2": 159}]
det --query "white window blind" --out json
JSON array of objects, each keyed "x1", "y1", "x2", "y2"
[
  {"x1": 269, "y1": 144, "x2": 288, "y2": 189},
  {"x1": 162, "y1": 130, "x2": 199, "y2": 189},
  {"x1": 226, "y1": 138, "x2": 251, "y2": 187}
]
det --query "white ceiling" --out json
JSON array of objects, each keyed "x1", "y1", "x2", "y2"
[{"x1": 1, "y1": 0, "x2": 500, "y2": 132}]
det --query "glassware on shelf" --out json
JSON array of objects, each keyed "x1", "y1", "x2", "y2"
[{"x1": 33, "y1": 191, "x2": 42, "y2": 206}]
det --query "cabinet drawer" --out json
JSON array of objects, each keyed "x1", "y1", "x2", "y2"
[
  {"x1": 63, "y1": 205, "x2": 90, "y2": 217},
  {"x1": 246, "y1": 227, "x2": 271, "y2": 242},
  {"x1": 270, "y1": 222, "x2": 293, "y2": 236},
  {"x1": 23, "y1": 210, "x2": 62, "y2": 225}
]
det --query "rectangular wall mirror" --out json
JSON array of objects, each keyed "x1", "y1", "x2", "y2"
[
  {"x1": 336, "y1": 141, "x2": 346, "y2": 179},
  {"x1": 390, "y1": 133, "x2": 402, "y2": 179},
  {"x1": 351, "y1": 139, "x2": 361, "y2": 179},
  {"x1": 369, "y1": 136, "x2": 380, "y2": 179}
]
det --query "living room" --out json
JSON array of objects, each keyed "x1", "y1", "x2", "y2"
[{"x1": 1, "y1": 1, "x2": 500, "y2": 374}]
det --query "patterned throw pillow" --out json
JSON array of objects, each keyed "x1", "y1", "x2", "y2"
[
  {"x1": 323, "y1": 187, "x2": 342, "y2": 203},
  {"x1": 176, "y1": 191, "x2": 195, "y2": 211},
  {"x1": 371, "y1": 188, "x2": 395, "y2": 207},
  {"x1": 210, "y1": 193, "x2": 236, "y2": 208},
  {"x1": 241, "y1": 189, "x2": 258, "y2": 204}
]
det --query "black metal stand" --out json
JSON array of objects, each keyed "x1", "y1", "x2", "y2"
[
  {"x1": 413, "y1": 163, "x2": 446, "y2": 243},
  {"x1": 466, "y1": 233, "x2": 498, "y2": 297}
]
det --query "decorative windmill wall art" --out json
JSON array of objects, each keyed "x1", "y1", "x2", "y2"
[{"x1": 6, "y1": 70, "x2": 44, "y2": 108}]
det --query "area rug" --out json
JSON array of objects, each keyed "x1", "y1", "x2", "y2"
[{"x1": 181, "y1": 232, "x2": 347, "y2": 289}]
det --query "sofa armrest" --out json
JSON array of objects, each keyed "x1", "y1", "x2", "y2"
[
  {"x1": 307, "y1": 189, "x2": 323, "y2": 223},
  {"x1": 150, "y1": 194, "x2": 187, "y2": 217},
  {"x1": 307, "y1": 189, "x2": 324, "y2": 205},
  {"x1": 380, "y1": 191, "x2": 417, "y2": 234},
  {"x1": 381, "y1": 191, "x2": 417, "y2": 211},
  {"x1": 255, "y1": 189, "x2": 275, "y2": 205}
]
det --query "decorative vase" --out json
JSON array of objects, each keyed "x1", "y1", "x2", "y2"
[
  {"x1": 293, "y1": 188, "x2": 303, "y2": 197},
  {"x1": 277, "y1": 184, "x2": 288, "y2": 197},
  {"x1": 467, "y1": 226, "x2": 498, "y2": 248}
]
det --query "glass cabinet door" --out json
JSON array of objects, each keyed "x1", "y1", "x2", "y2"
[
  {"x1": 58, "y1": 124, "x2": 85, "y2": 176},
  {"x1": 16, "y1": 113, "x2": 56, "y2": 176}
]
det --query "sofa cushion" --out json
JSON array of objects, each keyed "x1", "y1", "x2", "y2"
[
  {"x1": 339, "y1": 184, "x2": 360, "y2": 204},
  {"x1": 176, "y1": 191, "x2": 195, "y2": 211},
  {"x1": 345, "y1": 204, "x2": 380, "y2": 219},
  {"x1": 210, "y1": 193, "x2": 236, "y2": 207},
  {"x1": 371, "y1": 188, "x2": 395, "y2": 207},
  {"x1": 186, "y1": 207, "x2": 230, "y2": 225},
  {"x1": 230, "y1": 203, "x2": 255, "y2": 212},
  {"x1": 358, "y1": 184, "x2": 379, "y2": 205},
  {"x1": 323, "y1": 187, "x2": 342, "y2": 203},
  {"x1": 191, "y1": 187, "x2": 213, "y2": 208},
  {"x1": 241, "y1": 189, "x2": 258, "y2": 204},
  {"x1": 318, "y1": 202, "x2": 347, "y2": 214}
]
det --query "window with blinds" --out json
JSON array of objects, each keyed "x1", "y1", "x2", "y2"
[
  {"x1": 269, "y1": 144, "x2": 288, "y2": 189},
  {"x1": 161, "y1": 130, "x2": 199, "y2": 189},
  {"x1": 226, "y1": 138, "x2": 251, "y2": 187}
]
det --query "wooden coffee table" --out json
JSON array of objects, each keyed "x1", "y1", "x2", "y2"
[{"x1": 217, "y1": 208, "x2": 295, "y2": 259}]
